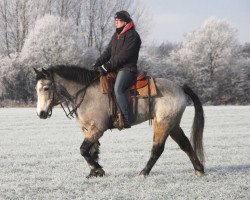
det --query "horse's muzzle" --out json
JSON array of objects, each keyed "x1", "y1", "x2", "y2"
[{"x1": 38, "y1": 111, "x2": 48, "y2": 119}]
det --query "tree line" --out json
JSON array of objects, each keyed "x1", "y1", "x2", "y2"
[
  {"x1": 0, "y1": 0, "x2": 249, "y2": 106},
  {"x1": 140, "y1": 18, "x2": 250, "y2": 105},
  {"x1": 0, "y1": 0, "x2": 149, "y2": 57}
]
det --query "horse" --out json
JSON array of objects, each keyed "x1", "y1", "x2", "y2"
[{"x1": 33, "y1": 65, "x2": 205, "y2": 178}]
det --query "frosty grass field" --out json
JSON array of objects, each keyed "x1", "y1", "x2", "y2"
[{"x1": 0, "y1": 106, "x2": 249, "y2": 199}]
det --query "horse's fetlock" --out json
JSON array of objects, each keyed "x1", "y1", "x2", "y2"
[{"x1": 87, "y1": 167, "x2": 105, "y2": 178}]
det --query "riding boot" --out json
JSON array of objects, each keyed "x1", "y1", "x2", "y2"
[
  {"x1": 123, "y1": 118, "x2": 131, "y2": 128},
  {"x1": 112, "y1": 114, "x2": 131, "y2": 129},
  {"x1": 123, "y1": 114, "x2": 131, "y2": 128}
]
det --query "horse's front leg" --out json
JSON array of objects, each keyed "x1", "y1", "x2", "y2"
[{"x1": 80, "y1": 123, "x2": 105, "y2": 178}]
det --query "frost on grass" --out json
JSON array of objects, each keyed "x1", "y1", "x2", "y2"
[{"x1": 0, "y1": 106, "x2": 249, "y2": 199}]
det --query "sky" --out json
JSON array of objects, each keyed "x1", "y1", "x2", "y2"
[{"x1": 144, "y1": 0, "x2": 250, "y2": 44}]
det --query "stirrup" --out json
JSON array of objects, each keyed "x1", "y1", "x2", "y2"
[{"x1": 113, "y1": 120, "x2": 131, "y2": 129}]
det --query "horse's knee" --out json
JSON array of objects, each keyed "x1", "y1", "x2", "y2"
[{"x1": 80, "y1": 140, "x2": 92, "y2": 157}]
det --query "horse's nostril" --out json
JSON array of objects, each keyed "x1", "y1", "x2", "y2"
[{"x1": 40, "y1": 111, "x2": 47, "y2": 119}]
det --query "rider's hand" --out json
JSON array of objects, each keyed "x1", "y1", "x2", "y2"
[
  {"x1": 98, "y1": 65, "x2": 108, "y2": 76},
  {"x1": 91, "y1": 63, "x2": 100, "y2": 71},
  {"x1": 103, "y1": 61, "x2": 112, "y2": 72},
  {"x1": 98, "y1": 62, "x2": 113, "y2": 76}
]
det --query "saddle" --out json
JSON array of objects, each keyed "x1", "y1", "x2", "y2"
[
  {"x1": 100, "y1": 71, "x2": 157, "y2": 130},
  {"x1": 101, "y1": 71, "x2": 157, "y2": 97}
]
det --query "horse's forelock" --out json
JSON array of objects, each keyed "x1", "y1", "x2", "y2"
[
  {"x1": 35, "y1": 68, "x2": 52, "y2": 82},
  {"x1": 35, "y1": 72, "x2": 46, "y2": 82}
]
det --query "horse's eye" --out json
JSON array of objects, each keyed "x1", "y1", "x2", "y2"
[{"x1": 43, "y1": 87, "x2": 49, "y2": 91}]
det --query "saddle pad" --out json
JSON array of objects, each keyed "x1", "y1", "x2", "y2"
[
  {"x1": 100, "y1": 75, "x2": 148, "y2": 94},
  {"x1": 136, "y1": 78, "x2": 157, "y2": 97},
  {"x1": 100, "y1": 76, "x2": 157, "y2": 97}
]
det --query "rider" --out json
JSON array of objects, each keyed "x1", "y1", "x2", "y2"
[{"x1": 92, "y1": 10, "x2": 141, "y2": 128}]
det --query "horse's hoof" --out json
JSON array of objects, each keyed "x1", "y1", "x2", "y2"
[
  {"x1": 139, "y1": 170, "x2": 148, "y2": 178},
  {"x1": 86, "y1": 168, "x2": 105, "y2": 178},
  {"x1": 139, "y1": 174, "x2": 147, "y2": 179},
  {"x1": 195, "y1": 170, "x2": 205, "y2": 177}
]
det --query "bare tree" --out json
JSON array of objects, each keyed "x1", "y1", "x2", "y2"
[
  {"x1": 79, "y1": 0, "x2": 149, "y2": 53},
  {"x1": 70, "y1": 0, "x2": 83, "y2": 32},
  {"x1": 0, "y1": 0, "x2": 150, "y2": 57},
  {"x1": 93, "y1": 0, "x2": 130, "y2": 52},
  {"x1": 0, "y1": 0, "x2": 11, "y2": 57},
  {"x1": 0, "y1": 0, "x2": 33, "y2": 56},
  {"x1": 171, "y1": 17, "x2": 238, "y2": 80}
]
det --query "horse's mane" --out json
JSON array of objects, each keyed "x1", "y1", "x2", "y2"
[{"x1": 48, "y1": 65, "x2": 100, "y2": 85}]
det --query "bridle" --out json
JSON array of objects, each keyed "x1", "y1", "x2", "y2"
[
  {"x1": 45, "y1": 73, "x2": 101, "y2": 119},
  {"x1": 42, "y1": 78, "x2": 64, "y2": 119}
]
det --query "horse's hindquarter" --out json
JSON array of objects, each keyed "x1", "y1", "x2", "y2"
[{"x1": 136, "y1": 78, "x2": 187, "y2": 125}]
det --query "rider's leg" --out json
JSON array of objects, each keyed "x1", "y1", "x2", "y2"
[{"x1": 114, "y1": 70, "x2": 136, "y2": 126}]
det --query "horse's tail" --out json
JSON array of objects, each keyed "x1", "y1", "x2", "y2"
[{"x1": 182, "y1": 84, "x2": 205, "y2": 165}]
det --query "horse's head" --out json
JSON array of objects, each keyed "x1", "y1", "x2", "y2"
[{"x1": 34, "y1": 68, "x2": 56, "y2": 119}]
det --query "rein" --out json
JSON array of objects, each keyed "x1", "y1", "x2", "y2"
[
  {"x1": 66, "y1": 75, "x2": 101, "y2": 118},
  {"x1": 49, "y1": 74, "x2": 101, "y2": 119}
]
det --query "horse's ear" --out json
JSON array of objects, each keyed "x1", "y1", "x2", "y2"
[
  {"x1": 42, "y1": 68, "x2": 51, "y2": 77},
  {"x1": 42, "y1": 68, "x2": 47, "y2": 74},
  {"x1": 33, "y1": 67, "x2": 41, "y2": 75}
]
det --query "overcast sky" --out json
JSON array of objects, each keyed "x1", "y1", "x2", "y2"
[{"x1": 144, "y1": 0, "x2": 250, "y2": 44}]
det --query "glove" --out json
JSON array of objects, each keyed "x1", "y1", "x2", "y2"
[
  {"x1": 91, "y1": 63, "x2": 100, "y2": 71},
  {"x1": 98, "y1": 61, "x2": 113, "y2": 76},
  {"x1": 103, "y1": 61, "x2": 112, "y2": 71}
]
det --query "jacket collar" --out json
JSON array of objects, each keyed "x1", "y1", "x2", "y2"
[{"x1": 117, "y1": 22, "x2": 134, "y2": 38}]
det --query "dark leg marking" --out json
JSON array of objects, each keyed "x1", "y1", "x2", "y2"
[
  {"x1": 80, "y1": 140, "x2": 105, "y2": 178},
  {"x1": 170, "y1": 126, "x2": 204, "y2": 173},
  {"x1": 140, "y1": 143, "x2": 166, "y2": 176}
]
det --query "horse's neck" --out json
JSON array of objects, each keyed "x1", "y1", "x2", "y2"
[{"x1": 54, "y1": 74, "x2": 84, "y2": 96}]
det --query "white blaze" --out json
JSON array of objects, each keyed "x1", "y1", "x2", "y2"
[{"x1": 36, "y1": 80, "x2": 52, "y2": 115}]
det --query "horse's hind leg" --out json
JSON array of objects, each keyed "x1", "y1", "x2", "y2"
[
  {"x1": 170, "y1": 126, "x2": 204, "y2": 176},
  {"x1": 139, "y1": 118, "x2": 169, "y2": 177}
]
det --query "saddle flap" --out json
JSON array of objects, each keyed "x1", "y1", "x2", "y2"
[{"x1": 100, "y1": 72, "x2": 117, "y2": 94}]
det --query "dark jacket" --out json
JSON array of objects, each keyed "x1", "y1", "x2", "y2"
[{"x1": 95, "y1": 27, "x2": 141, "y2": 72}]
